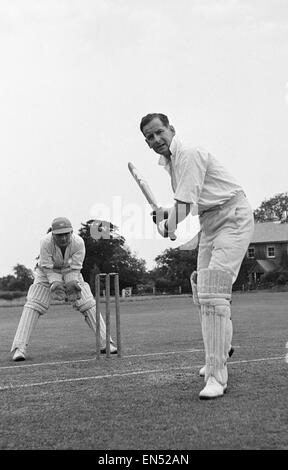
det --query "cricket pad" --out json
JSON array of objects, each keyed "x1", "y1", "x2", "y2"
[{"x1": 197, "y1": 269, "x2": 233, "y2": 385}]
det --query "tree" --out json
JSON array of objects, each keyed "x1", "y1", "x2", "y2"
[
  {"x1": 12, "y1": 264, "x2": 34, "y2": 290},
  {"x1": 78, "y1": 219, "x2": 146, "y2": 293},
  {"x1": 0, "y1": 264, "x2": 34, "y2": 291},
  {"x1": 0, "y1": 274, "x2": 17, "y2": 291},
  {"x1": 254, "y1": 192, "x2": 288, "y2": 223},
  {"x1": 151, "y1": 247, "x2": 198, "y2": 293}
]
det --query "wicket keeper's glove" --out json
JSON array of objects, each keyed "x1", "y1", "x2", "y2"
[
  {"x1": 66, "y1": 280, "x2": 82, "y2": 302},
  {"x1": 50, "y1": 281, "x2": 66, "y2": 301}
]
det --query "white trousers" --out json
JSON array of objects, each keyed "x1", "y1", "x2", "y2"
[
  {"x1": 196, "y1": 193, "x2": 254, "y2": 384},
  {"x1": 198, "y1": 192, "x2": 254, "y2": 281}
]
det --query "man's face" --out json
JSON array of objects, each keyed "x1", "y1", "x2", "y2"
[
  {"x1": 53, "y1": 232, "x2": 72, "y2": 248},
  {"x1": 142, "y1": 117, "x2": 175, "y2": 158}
]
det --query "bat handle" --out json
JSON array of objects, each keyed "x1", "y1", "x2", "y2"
[{"x1": 169, "y1": 233, "x2": 177, "y2": 241}]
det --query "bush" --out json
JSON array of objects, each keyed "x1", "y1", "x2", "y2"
[
  {"x1": 257, "y1": 270, "x2": 288, "y2": 289},
  {"x1": 276, "y1": 274, "x2": 287, "y2": 285},
  {"x1": 0, "y1": 291, "x2": 27, "y2": 300}
]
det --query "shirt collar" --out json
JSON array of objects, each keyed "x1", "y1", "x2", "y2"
[
  {"x1": 157, "y1": 134, "x2": 179, "y2": 168},
  {"x1": 169, "y1": 134, "x2": 179, "y2": 156}
]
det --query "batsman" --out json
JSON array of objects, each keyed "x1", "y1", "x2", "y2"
[
  {"x1": 140, "y1": 113, "x2": 254, "y2": 399},
  {"x1": 11, "y1": 217, "x2": 117, "y2": 361}
]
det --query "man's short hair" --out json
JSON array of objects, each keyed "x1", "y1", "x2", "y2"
[{"x1": 140, "y1": 113, "x2": 170, "y2": 133}]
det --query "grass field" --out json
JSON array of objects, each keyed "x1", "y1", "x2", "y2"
[{"x1": 0, "y1": 291, "x2": 287, "y2": 451}]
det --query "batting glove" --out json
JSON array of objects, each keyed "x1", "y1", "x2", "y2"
[
  {"x1": 65, "y1": 280, "x2": 82, "y2": 302},
  {"x1": 151, "y1": 207, "x2": 171, "y2": 225},
  {"x1": 50, "y1": 281, "x2": 66, "y2": 301},
  {"x1": 157, "y1": 220, "x2": 176, "y2": 240}
]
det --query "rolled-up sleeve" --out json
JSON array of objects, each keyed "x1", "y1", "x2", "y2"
[
  {"x1": 63, "y1": 237, "x2": 85, "y2": 283},
  {"x1": 39, "y1": 237, "x2": 63, "y2": 284}
]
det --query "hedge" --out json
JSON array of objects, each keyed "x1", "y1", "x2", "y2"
[{"x1": 0, "y1": 291, "x2": 27, "y2": 300}]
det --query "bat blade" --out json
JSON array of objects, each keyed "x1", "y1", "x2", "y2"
[
  {"x1": 128, "y1": 162, "x2": 158, "y2": 210},
  {"x1": 128, "y1": 162, "x2": 176, "y2": 241}
]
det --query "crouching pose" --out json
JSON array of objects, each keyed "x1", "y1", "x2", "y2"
[
  {"x1": 11, "y1": 217, "x2": 117, "y2": 361},
  {"x1": 140, "y1": 112, "x2": 254, "y2": 399}
]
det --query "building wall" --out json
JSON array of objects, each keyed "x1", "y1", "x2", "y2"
[{"x1": 248, "y1": 242, "x2": 288, "y2": 261}]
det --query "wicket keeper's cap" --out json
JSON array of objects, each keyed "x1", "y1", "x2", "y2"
[{"x1": 51, "y1": 217, "x2": 73, "y2": 234}]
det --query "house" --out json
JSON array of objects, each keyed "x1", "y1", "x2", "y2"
[
  {"x1": 247, "y1": 222, "x2": 288, "y2": 284},
  {"x1": 180, "y1": 221, "x2": 288, "y2": 287}
]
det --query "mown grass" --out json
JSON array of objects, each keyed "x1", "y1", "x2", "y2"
[{"x1": 0, "y1": 292, "x2": 287, "y2": 450}]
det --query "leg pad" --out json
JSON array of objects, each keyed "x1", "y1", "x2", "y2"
[
  {"x1": 73, "y1": 282, "x2": 95, "y2": 312},
  {"x1": 190, "y1": 271, "x2": 200, "y2": 306},
  {"x1": 198, "y1": 269, "x2": 233, "y2": 385},
  {"x1": 11, "y1": 307, "x2": 39, "y2": 353},
  {"x1": 25, "y1": 283, "x2": 51, "y2": 315},
  {"x1": 84, "y1": 308, "x2": 108, "y2": 348}
]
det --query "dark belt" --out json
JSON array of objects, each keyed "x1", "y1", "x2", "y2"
[{"x1": 199, "y1": 191, "x2": 246, "y2": 217}]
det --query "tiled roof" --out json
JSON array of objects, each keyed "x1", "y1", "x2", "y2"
[{"x1": 251, "y1": 222, "x2": 288, "y2": 243}]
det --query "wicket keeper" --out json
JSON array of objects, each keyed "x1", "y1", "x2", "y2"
[
  {"x1": 11, "y1": 217, "x2": 117, "y2": 361},
  {"x1": 140, "y1": 113, "x2": 254, "y2": 399}
]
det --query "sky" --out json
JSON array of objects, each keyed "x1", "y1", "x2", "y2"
[{"x1": 0, "y1": 0, "x2": 288, "y2": 276}]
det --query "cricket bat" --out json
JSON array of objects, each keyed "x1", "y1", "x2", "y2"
[{"x1": 128, "y1": 162, "x2": 176, "y2": 241}]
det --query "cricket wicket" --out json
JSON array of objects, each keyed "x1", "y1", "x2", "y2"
[{"x1": 95, "y1": 273, "x2": 121, "y2": 359}]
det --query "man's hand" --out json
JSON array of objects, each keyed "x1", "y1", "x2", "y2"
[
  {"x1": 157, "y1": 220, "x2": 176, "y2": 240},
  {"x1": 50, "y1": 281, "x2": 66, "y2": 301},
  {"x1": 151, "y1": 206, "x2": 171, "y2": 225},
  {"x1": 66, "y1": 280, "x2": 82, "y2": 302}
]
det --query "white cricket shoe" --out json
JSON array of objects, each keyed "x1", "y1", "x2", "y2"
[
  {"x1": 199, "y1": 365, "x2": 206, "y2": 377},
  {"x1": 199, "y1": 376, "x2": 227, "y2": 399},
  {"x1": 100, "y1": 343, "x2": 118, "y2": 355},
  {"x1": 109, "y1": 343, "x2": 117, "y2": 354},
  {"x1": 13, "y1": 348, "x2": 26, "y2": 362}
]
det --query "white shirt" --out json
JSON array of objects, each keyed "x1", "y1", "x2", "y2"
[
  {"x1": 38, "y1": 232, "x2": 85, "y2": 284},
  {"x1": 158, "y1": 135, "x2": 243, "y2": 214}
]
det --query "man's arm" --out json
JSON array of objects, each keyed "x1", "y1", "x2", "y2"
[
  {"x1": 62, "y1": 239, "x2": 85, "y2": 302},
  {"x1": 39, "y1": 237, "x2": 66, "y2": 300},
  {"x1": 156, "y1": 200, "x2": 192, "y2": 238},
  {"x1": 39, "y1": 237, "x2": 63, "y2": 284},
  {"x1": 166, "y1": 200, "x2": 192, "y2": 232},
  {"x1": 62, "y1": 237, "x2": 85, "y2": 284}
]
